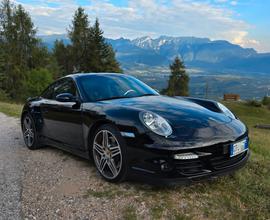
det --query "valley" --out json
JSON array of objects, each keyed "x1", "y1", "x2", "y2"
[
  {"x1": 127, "y1": 67, "x2": 270, "y2": 100},
  {"x1": 41, "y1": 34, "x2": 270, "y2": 100}
]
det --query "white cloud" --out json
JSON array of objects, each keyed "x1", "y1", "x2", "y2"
[
  {"x1": 230, "y1": 1, "x2": 238, "y2": 6},
  {"x1": 13, "y1": 0, "x2": 263, "y2": 51},
  {"x1": 231, "y1": 31, "x2": 260, "y2": 48},
  {"x1": 215, "y1": 0, "x2": 228, "y2": 3}
]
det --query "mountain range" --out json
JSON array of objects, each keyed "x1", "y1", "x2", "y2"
[{"x1": 40, "y1": 34, "x2": 270, "y2": 75}]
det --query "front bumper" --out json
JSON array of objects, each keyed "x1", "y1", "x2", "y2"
[{"x1": 126, "y1": 137, "x2": 250, "y2": 185}]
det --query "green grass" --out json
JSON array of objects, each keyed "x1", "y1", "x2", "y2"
[
  {"x1": 84, "y1": 188, "x2": 119, "y2": 199},
  {"x1": 0, "y1": 101, "x2": 22, "y2": 117},
  {"x1": 0, "y1": 100, "x2": 269, "y2": 219}
]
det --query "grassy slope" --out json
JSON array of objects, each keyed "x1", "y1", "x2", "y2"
[
  {"x1": 0, "y1": 102, "x2": 23, "y2": 118},
  {"x1": 0, "y1": 101, "x2": 269, "y2": 219}
]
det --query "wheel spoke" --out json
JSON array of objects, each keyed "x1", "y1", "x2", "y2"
[
  {"x1": 28, "y1": 130, "x2": 34, "y2": 138},
  {"x1": 24, "y1": 129, "x2": 29, "y2": 137},
  {"x1": 107, "y1": 159, "x2": 118, "y2": 176},
  {"x1": 24, "y1": 118, "x2": 31, "y2": 129},
  {"x1": 102, "y1": 131, "x2": 109, "y2": 148},
  {"x1": 27, "y1": 135, "x2": 31, "y2": 146},
  {"x1": 99, "y1": 157, "x2": 107, "y2": 172},
  {"x1": 111, "y1": 147, "x2": 121, "y2": 158},
  {"x1": 94, "y1": 143, "x2": 104, "y2": 156}
]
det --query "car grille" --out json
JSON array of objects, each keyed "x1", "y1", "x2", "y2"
[
  {"x1": 210, "y1": 151, "x2": 247, "y2": 170},
  {"x1": 173, "y1": 140, "x2": 248, "y2": 177},
  {"x1": 174, "y1": 160, "x2": 204, "y2": 176}
]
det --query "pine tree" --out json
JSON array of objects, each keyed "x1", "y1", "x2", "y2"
[
  {"x1": 0, "y1": 0, "x2": 14, "y2": 94},
  {"x1": 68, "y1": 7, "x2": 91, "y2": 73},
  {"x1": 91, "y1": 19, "x2": 121, "y2": 73},
  {"x1": 53, "y1": 40, "x2": 73, "y2": 76},
  {"x1": 66, "y1": 9, "x2": 121, "y2": 74},
  {"x1": 13, "y1": 4, "x2": 38, "y2": 68},
  {"x1": 4, "y1": 2, "x2": 38, "y2": 98},
  {"x1": 0, "y1": 43, "x2": 5, "y2": 91},
  {"x1": 165, "y1": 56, "x2": 189, "y2": 96},
  {"x1": 0, "y1": 1, "x2": 54, "y2": 99}
]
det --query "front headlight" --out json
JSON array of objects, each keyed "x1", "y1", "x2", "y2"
[
  {"x1": 217, "y1": 102, "x2": 236, "y2": 119},
  {"x1": 140, "y1": 111, "x2": 172, "y2": 137}
]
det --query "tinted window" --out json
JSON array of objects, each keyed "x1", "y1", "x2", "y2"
[
  {"x1": 41, "y1": 79, "x2": 77, "y2": 100},
  {"x1": 77, "y1": 74, "x2": 158, "y2": 102},
  {"x1": 53, "y1": 79, "x2": 77, "y2": 100},
  {"x1": 41, "y1": 84, "x2": 54, "y2": 99}
]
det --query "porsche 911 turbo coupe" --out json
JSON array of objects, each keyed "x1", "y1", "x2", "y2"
[{"x1": 21, "y1": 73, "x2": 249, "y2": 184}]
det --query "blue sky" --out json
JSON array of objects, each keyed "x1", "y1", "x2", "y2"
[{"x1": 14, "y1": 0, "x2": 270, "y2": 52}]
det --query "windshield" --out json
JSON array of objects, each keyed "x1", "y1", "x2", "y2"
[{"x1": 77, "y1": 74, "x2": 159, "y2": 102}]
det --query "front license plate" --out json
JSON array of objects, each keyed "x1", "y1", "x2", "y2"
[{"x1": 230, "y1": 138, "x2": 248, "y2": 157}]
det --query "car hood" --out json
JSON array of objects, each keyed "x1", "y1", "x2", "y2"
[
  {"x1": 100, "y1": 95, "x2": 231, "y2": 127},
  {"x1": 98, "y1": 95, "x2": 247, "y2": 148}
]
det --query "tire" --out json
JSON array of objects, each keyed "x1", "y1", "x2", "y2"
[
  {"x1": 91, "y1": 124, "x2": 128, "y2": 183},
  {"x1": 22, "y1": 114, "x2": 42, "y2": 150}
]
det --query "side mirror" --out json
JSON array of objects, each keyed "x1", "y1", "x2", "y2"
[{"x1": 56, "y1": 93, "x2": 75, "y2": 102}]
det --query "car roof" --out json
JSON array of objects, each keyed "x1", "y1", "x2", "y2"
[{"x1": 64, "y1": 72, "x2": 124, "y2": 80}]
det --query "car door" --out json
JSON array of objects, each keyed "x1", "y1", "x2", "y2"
[{"x1": 40, "y1": 78, "x2": 84, "y2": 150}]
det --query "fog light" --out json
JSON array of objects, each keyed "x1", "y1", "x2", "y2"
[{"x1": 174, "y1": 152, "x2": 199, "y2": 160}]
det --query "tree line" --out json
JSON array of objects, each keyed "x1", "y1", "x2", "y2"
[
  {"x1": 0, "y1": 0, "x2": 121, "y2": 101},
  {"x1": 0, "y1": 0, "x2": 189, "y2": 101}
]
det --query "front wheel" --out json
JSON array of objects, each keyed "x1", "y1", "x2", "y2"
[
  {"x1": 92, "y1": 124, "x2": 128, "y2": 183},
  {"x1": 22, "y1": 114, "x2": 41, "y2": 150}
]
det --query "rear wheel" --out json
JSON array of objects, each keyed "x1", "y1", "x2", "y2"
[
  {"x1": 22, "y1": 114, "x2": 41, "y2": 150},
  {"x1": 92, "y1": 124, "x2": 128, "y2": 183}
]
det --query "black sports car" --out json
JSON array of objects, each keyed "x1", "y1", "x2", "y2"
[{"x1": 21, "y1": 73, "x2": 249, "y2": 184}]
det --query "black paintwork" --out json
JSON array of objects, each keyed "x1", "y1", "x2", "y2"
[{"x1": 21, "y1": 73, "x2": 249, "y2": 184}]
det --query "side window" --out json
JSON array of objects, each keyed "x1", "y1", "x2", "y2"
[
  {"x1": 41, "y1": 84, "x2": 55, "y2": 100},
  {"x1": 53, "y1": 79, "x2": 77, "y2": 100}
]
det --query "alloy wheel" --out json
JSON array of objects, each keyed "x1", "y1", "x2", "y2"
[
  {"x1": 93, "y1": 130, "x2": 122, "y2": 179},
  {"x1": 23, "y1": 116, "x2": 35, "y2": 147}
]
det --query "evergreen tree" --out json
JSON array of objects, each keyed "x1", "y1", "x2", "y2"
[
  {"x1": 0, "y1": 44, "x2": 6, "y2": 94},
  {"x1": 66, "y1": 8, "x2": 121, "y2": 73},
  {"x1": 90, "y1": 19, "x2": 121, "y2": 73},
  {"x1": 53, "y1": 40, "x2": 73, "y2": 76},
  {"x1": 0, "y1": 0, "x2": 14, "y2": 94},
  {"x1": 165, "y1": 56, "x2": 189, "y2": 96},
  {"x1": 13, "y1": 4, "x2": 38, "y2": 68},
  {"x1": 0, "y1": 0, "x2": 54, "y2": 99},
  {"x1": 68, "y1": 7, "x2": 91, "y2": 73}
]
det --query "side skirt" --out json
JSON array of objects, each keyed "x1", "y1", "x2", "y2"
[{"x1": 40, "y1": 136, "x2": 90, "y2": 160}]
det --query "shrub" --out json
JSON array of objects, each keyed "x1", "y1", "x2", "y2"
[
  {"x1": 246, "y1": 100, "x2": 262, "y2": 107},
  {"x1": 23, "y1": 68, "x2": 53, "y2": 99},
  {"x1": 262, "y1": 96, "x2": 270, "y2": 106},
  {"x1": 0, "y1": 89, "x2": 9, "y2": 101}
]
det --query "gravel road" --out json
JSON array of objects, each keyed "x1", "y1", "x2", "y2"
[
  {"x1": 0, "y1": 113, "x2": 25, "y2": 220},
  {"x1": 0, "y1": 113, "x2": 153, "y2": 220}
]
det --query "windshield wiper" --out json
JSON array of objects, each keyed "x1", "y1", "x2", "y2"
[
  {"x1": 137, "y1": 94, "x2": 159, "y2": 97},
  {"x1": 96, "y1": 94, "x2": 158, "y2": 101}
]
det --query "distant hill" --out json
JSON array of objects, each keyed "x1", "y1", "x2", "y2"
[{"x1": 39, "y1": 34, "x2": 270, "y2": 75}]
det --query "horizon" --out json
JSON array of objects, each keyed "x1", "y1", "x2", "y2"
[
  {"x1": 14, "y1": 0, "x2": 270, "y2": 53},
  {"x1": 39, "y1": 34, "x2": 269, "y2": 53}
]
